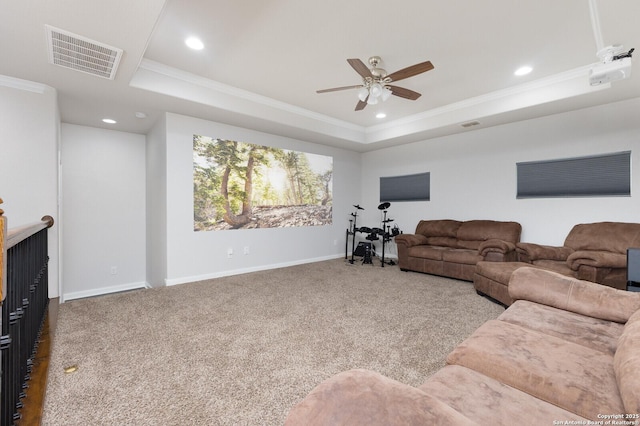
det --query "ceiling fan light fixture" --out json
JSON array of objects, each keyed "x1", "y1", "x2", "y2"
[
  {"x1": 370, "y1": 82, "x2": 383, "y2": 98},
  {"x1": 357, "y1": 87, "x2": 369, "y2": 102},
  {"x1": 317, "y1": 56, "x2": 433, "y2": 111},
  {"x1": 381, "y1": 86, "x2": 392, "y2": 101}
]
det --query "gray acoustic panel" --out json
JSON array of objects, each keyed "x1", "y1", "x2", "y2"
[
  {"x1": 517, "y1": 151, "x2": 631, "y2": 198},
  {"x1": 380, "y1": 172, "x2": 430, "y2": 202}
]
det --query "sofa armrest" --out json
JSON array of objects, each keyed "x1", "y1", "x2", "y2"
[
  {"x1": 567, "y1": 250, "x2": 627, "y2": 271},
  {"x1": 478, "y1": 239, "x2": 516, "y2": 257},
  {"x1": 508, "y1": 267, "x2": 640, "y2": 323},
  {"x1": 394, "y1": 233, "x2": 428, "y2": 248},
  {"x1": 284, "y1": 369, "x2": 477, "y2": 426},
  {"x1": 515, "y1": 242, "x2": 573, "y2": 263}
]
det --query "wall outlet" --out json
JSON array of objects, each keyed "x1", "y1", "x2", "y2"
[
  {"x1": 333, "y1": 239, "x2": 338, "y2": 246},
  {"x1": 227, "y1": 248, "x2": 233, "y2": 258},
  {"x1": 110, "y1": 266, "x2": 118, "y2": 275},
  {"x1": 243, "y1": 246, "x2": 250, "y2": 255}
]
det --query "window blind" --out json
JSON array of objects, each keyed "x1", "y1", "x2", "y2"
[
  {"x1": 517, "y1": 151, "x2": 631, "y2": 198},
  {"x1": 380, "y1": 172, "x2": 430, "y2": 202}
]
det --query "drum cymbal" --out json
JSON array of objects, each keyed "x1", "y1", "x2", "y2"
[
  {"x1": 358, "y1": 227, "x2": 372, "y2": 233},
  {"x1": 378, "y1": 202, "x2": 391, "y2": 210}
]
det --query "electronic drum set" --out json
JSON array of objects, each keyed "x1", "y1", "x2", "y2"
[{"x1": 346, "y1": 202, "x2": 401, "y2": 266}]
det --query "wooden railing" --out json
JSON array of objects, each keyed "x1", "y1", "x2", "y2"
[{"x1": 0, "y1": 199, "x2": 54, "y2": 425}]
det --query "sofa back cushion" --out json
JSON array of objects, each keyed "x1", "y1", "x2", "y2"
[
  {"x1": 509, "y1": 267, "x2": 640, "y2": 323},
  {"x1": 415, "y1": 220, "x2": 461, "y2": 238},
  {"x1": 456, "y1": 220, "x2": 522, "y2": 249},
  {"x1": 425, "y1": 237, "x2": 459, "y2": 248},
  {"x1": 614, "y1": 309, "x2": 640, "y2": 414},
  {"x1": 564, "y1": 222, "x2": 640, "y2": 253}
]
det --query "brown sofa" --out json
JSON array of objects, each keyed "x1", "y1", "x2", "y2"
[
  {"x1": 394, "y1": 220, "x2": 522, "y2": 281},
  {"x1": 474, "y1": 221, "x2": 640, "y2": 306},
  {"x1": 285, "y1": 267, "x2": 640, "y2": 425}
]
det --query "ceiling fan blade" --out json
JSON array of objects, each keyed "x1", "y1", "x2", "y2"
[
  {"x1": 316, "y1": 85, "x2": 362, "y2": 93},
  {"x1": 387, "y1": 85, "x2": 422, "y2": 100},
  {"x1": 355, "y1": 98, "x2": 368, "y2": 111},
  {"x1": 347, "y1": 58, "x2": 373, "y2": 78},
  {"x1": 386, "y1": 61, "x2": 434, "y2": 82}
]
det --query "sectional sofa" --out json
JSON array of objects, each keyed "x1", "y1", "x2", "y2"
[
  {"x1": 475, "y1": 221, "x2": 640, "y2": 306},
  {"x1": 285, "y1": 267, "x2": 640, "y2": 425}
]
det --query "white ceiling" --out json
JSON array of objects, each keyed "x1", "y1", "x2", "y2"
[{"x1": 1, "y1": 0, "x2": 639, "y2": 152}]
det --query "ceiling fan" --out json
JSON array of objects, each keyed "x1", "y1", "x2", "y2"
[{"x1": 317, "y1": 56, "x2": 434, "y2": 111}]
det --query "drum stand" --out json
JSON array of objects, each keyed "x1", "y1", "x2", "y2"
[
  {"x1": 378, "y1": 203, "x2": 396, "y2": 267},
  {"x1": 346, "y1": 205, "x2": 364, "y2": 264}
]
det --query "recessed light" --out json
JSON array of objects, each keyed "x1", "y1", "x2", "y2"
[
  {"x1": 102, "y1": 118, "x2": 117, "y2": 124},
  {"x1": 135, "y1": 112, "x2": 147, "y2": 119},
  {"x1": 376, "y1": 112, "x2": 386, "y2": 119},
  {"x1": 514, "y1": 66, "x2": 533, "y2": 76},
  {"x1": 185, "y1": 36, "x2": 204, "y2": 50}
]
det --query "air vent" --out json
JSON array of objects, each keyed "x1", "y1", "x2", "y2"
[
  {"x1": 45, "y1": 25, "x2": 123, "y2": 80},
  {"x1": 461, "y1": 121, "x2": 480, "y2": 128}
]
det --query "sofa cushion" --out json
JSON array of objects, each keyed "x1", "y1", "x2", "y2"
[
  {"x1": 475, "y1": 261, "x2": 530, "y2": 285},
  {"x1": 415, "y1": 219, "x2": 461, "y2": 238},
  {"x1": 419, "y1": 365, "x2": 589, "y2": 426},
  {"x1": 425, "y1": 236, "x2": 459, "y2": 248},
  {"x1": 456, "y1": 239, "x2": 481, "y2": 250},
  {"x1": 446, "y1": 320, "x2": 625, "y2": 419},
  {"x1": 284, "y1": 369, "x2": 478, "y2": 426},
  {"x1": 530, "y1": 259, "x2": 574, "y2": 276},
  {"x1": 509, "y1": 267, "x2": 640, "y2": 323},
  {"x1": 407, "y1": 245, "x2": 448, "y2": 261},
  {"x1": 442, "y1": 249, "x2": 482, "y2": 265},
  {"x1": 498, "y1": 300, "x2": 624, "y2": 355},
  {"x1": 564, "y1": 221, "x2": 640, "y2": 253},
  {"x1": 614, "y1": 309, "x2": 640, "y2": 414},
  {"x1": 456, "y1": 220, "x2": 521, "y2": 244}
]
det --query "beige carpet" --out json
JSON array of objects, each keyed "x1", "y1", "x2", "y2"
[{"x1": 42, "y1": 258, "x2": 504, "y2": 425}]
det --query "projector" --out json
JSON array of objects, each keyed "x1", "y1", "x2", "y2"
[{"x1": 589, "y1": 57, "x2": 632, "y2": 86}]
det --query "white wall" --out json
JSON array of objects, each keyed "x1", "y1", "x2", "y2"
[
  {"x1": 60, "y1": 124, "x2": 146, "y2": 300},
  {"x1": 146, "y1": 114, "x2": 168, "y2": 287},
  {"x1": 361, "y1": 97, "x2": 640, "y2": 247},
  {"x1": 163, "y1": 113, "x2": 361, "y2": 285},
  {"x1": 0, "y1": 82, "x2": 60, "y2": 297}
]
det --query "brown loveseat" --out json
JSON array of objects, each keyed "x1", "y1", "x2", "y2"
[
  {"x1": 475, "y1": 221, "x2": 640, "y2": 306},
  {"x1": 394, "y1": 220, "x2": 522, "y2": 281},
  {"x1": 285, "y1": 267, "x2": 640, "y2": 425}
]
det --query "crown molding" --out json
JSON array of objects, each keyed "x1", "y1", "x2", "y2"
[
  {"x1": 134, "y1": 60, "x2": 612, "y2": 146},
  {"x1": 369, "y1": 65, "x2": 603, "y2": 132},
  {"x1": 0, "y1": 74, "x2": 49, "y2": 94},
  {"x1": 137, "y1": 59, "x2": 364, "y2": 133},
  {"x1": 363, "y1": 64, "x2": 610, "y2": 143}
]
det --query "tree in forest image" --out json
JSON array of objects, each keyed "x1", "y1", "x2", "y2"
[{"x1": 193, "y1": 135, "x2": 333, "y2": 231}]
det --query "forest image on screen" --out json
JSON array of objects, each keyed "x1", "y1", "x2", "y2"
[{"x1": 193, "y1": 135, "x2": 333, "y2": 231}]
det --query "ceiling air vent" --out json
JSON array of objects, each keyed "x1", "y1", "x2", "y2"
[{"x1": 45, "y1": 25, "x2": 123, "y2": 80}]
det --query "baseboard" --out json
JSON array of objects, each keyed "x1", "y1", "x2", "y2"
[
  {"x1": 164, "y1": 254, "x2": 344, "y2": 286},
  {"x1": 62, "y1": 281, "x2": 150, "y2": 302}
]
